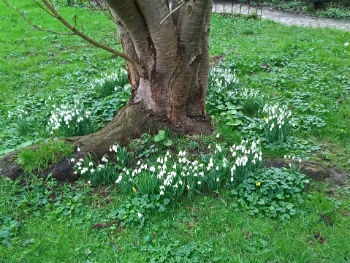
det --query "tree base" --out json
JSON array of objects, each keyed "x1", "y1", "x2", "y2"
[{"x1": 0, "y1": 102, "x2": 214, "y2": 181}]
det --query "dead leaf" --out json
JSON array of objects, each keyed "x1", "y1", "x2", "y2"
[
  {"x1": 313, "y1": 232, "x2": 327, "y2": 244},
  {"x1": 319, "y1": 214, "x2": 333, "y2": 227}
]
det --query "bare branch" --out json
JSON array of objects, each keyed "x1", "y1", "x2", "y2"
[
  {"x1": 40, "y1": 0, "x2": 143, "y2": 75},
  {"x1": 2, "y1": 0, "x2": 144, "y2": 76},
  {"x1": 2, "y1": 0, "x2": 73, "y2": 35},
  {"x1": 33, "y1": 0, "x2": 57, "y2": 18}
]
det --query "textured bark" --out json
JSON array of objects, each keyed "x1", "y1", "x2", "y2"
[{"x1": 106, "y1": 0, "x2": 213, "y2": 127}]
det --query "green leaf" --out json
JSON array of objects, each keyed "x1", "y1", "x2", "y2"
[
  {"x1": 154, "y1": 130, "x2": 166, "y2": 142},
  {"x1": 163, "y1": 139, "x2": 173, "y2": 147},
  {"x1": 228, "y1": 119, "x2": 243, "y2": 126}
]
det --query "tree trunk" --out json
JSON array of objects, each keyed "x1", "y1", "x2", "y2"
[
  {"x1": 0, "y1": 0, "x2": 214, "y2": 181},
  {"x1": 76, "y1": 0, "x2": 214, "y2": 156}
]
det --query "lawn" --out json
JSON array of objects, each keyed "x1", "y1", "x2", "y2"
[{"x1": 0, "y1": 1, "x2": 350, "y2": 263}]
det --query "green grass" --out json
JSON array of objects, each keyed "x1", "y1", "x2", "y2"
[
  {"x1": 1, "y1": 1, "x2": 350, "y2": 262},
  {"x1": 210, "y1": 14, "x2": 350, "y2": 167},
  {"x1": 1, "y1": 178, "x2": 350, "y2": 262}
]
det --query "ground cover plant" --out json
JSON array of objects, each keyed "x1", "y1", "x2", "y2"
[
  {"x1": 0, "y1": 1, "x2": 350, "y2": 262},
  {"x1": 260, "y1": 0, "x2": 350, "y2": 19}
]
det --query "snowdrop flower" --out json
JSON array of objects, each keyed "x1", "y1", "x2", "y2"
[
  {"x1": 110, "y1": 144, "x2": 118, "y2": 152},
  {"x1": 115, "y1": 175, "x2": 123, "y2": 184},
  {"x1": 345, "y1": 42, "x2": 349, "y2": 47}
]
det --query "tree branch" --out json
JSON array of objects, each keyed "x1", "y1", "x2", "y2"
[
  {"x1": 178, "y1": 0, "x2": 211, "y2": 62},
  {"x1": 40, "y1": 0, "x2": 143, "y2": 76},
  {"x1": 134, "y1": 0, "x2": 179, "y2": 71},
  {"x1": 106, "y1": 0, "x2": 154, "y2": 72},
  {"x1": 2, "y1": 0, "x2": 144, "y2": 76},
  {"x1": 2, "y1": 0, "x2": 73, "y2": 35}
]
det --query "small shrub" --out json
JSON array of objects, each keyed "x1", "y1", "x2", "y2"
[
  {"x1": 262, "y1": 103, "x2": 294, "y2": 144},
  {"x1": 74, "y1": 155, "x2": 116, "y2": 186},
  {"x1": 241, "y1": 88, "x2": 265, "y2": 116},
  {"x1": 92, "y1": 70, "x2": 129, "y2": 99},
  {"x1": 74, "y1": 138, "x2": 263, "y2": 203},
  {"x1": 47, "y1": 102, "x2": 95, "y2": 137},
  {"x1": 115, "y1": 139, "x2": 262, "y2": 199}
]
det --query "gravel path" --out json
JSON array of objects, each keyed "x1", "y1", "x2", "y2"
[{"x1": 213, "y1": 2, "x2": 350, "y2": 32}]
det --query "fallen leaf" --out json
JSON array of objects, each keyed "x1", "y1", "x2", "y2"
[{"x1": 319, "y1": 214, "x2": 333, "y2": 227}]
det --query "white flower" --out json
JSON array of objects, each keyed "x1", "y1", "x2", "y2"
[
  {"x1": 88, "y1": 162, "x2": 94, "y2": 167},
  {"x1": 137, "y1": 212, "x2": 143, "y2": 218},
  {"x1": 345, "y1": 42, "x2": 349, "y2": 47},
  {"x1": 215, "y1": 144, "x2": 222, "y2": 153},
  {"x1": 115, "y1": 175, "x2": 122, "y2": 184},
  {"x1": 101, "y1": 156, "x2": 108, "y2": 163},
  {"x1": 110, "y1": 145, "x2": 118, "y2": 152}
]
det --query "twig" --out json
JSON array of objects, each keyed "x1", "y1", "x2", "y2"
[
  {"x1": 2, "y1": 0, "x2": 144, "y2": 76},
  {"x1": 159, "y1": 0, "x2": 185, "y2": 30},
  {"x1": 2, "y1": 0, "x2": 73, "y2": 35}
]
